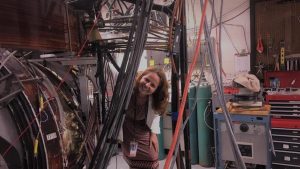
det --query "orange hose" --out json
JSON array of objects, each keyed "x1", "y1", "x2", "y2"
[{"x1": 163, "y1": 0, "x2": 209, "y2": 168}]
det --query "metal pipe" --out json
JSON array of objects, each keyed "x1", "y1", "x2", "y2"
[{"x1": 200, "y1": 0, "x2": 246, "y2": 168}]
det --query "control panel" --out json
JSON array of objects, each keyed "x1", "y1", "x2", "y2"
[{"x1": 214, "y1": 113, "x2": 271, "y2": 169}]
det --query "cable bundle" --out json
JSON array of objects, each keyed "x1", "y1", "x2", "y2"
[{"x1": 88, "y1": 1, "x2": 155, "y2": 168}]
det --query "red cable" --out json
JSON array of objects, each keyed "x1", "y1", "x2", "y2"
[
  {"x1": 2, "y1": 6, "x2": 103, "y2": 158},
  {"x1": 163, "y1": 0, "x2": 209, "y2": 168}
]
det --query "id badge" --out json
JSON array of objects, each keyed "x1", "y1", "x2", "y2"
[{"x1": 129, "y1": 141, "x2": 138, "y2": 157}]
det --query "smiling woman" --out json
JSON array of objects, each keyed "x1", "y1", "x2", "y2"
[
  {"x1": 121, "y1": 66, "x2": 169, "y2": 169},
  {"x1": 137, "y1": 72, "x2": 160, "y2": 97}
]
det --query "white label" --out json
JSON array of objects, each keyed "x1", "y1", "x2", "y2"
[
  {"x1": 284, "y1": 156, "x2": 291, "y2": 161},
  {"x1": 46, "y1": 132, "x2": 57, "y2": 141},
  {"x1": 283, "y1": 144, "x2": 289, "y2": 149},
  {"x1": 129, "y1": 141, "x2": 138, "y2": 157}
]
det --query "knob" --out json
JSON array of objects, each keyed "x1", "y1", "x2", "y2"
[{"x1": 240, "y1": 123, "x2": 249, "y2": 132}]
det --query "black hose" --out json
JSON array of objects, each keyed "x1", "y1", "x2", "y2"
[
  {"x1": 87, "y1": 0, "x2": 142, "y2": 167},
  {"x1": 88, "y1": 0, "x2": 154, "y2": 168}
]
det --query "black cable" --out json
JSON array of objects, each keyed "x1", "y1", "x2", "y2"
[
  {"x1": 120, "y1": 0, "x2": 129, "y2": 10},
  {"x1": 117, "y1": 0, "x2": 125, "y2": 15},
  {"x1": 0, "y1": 60, "x2": 47, "y2": 169},
  {"x1": 32, "y1": 63, "x2": 88, "y2": 168},
  {"x1": 1, "y1": 63, "x2": 41, "y2": 168},
  {"x1": 223, "y1": 23, "x2": 250, "y2": 53},
  {"x1": 209, "y1": 0, "x2": 249, "y2": 64},
  {"x1": 102, "y1": 61, "x2": 114, "y2": 111},
  {"x1": 103, "y1": 60, "x2": 109, "y2": 111},
  {"x1": 8, "y1": 102, "x2": 34, "y2": 168},
  {"x1": 19, "y1": 93, "x2": 47, "y2": 169},
  {"x1": 102, "y1": 114, "x2": 125, "y2": 169},
  {"x1": 16, "y1": 62, "x2": 46, "y2": 169},
  {"x1": 219, "y1": 0, "x2": 248, "y2": 19},
  {"x1": 100, "y1": 1, "x2": 138, "y2": 134},
  {"x1": 122, "y1": 0, "x2": 173, "y2": 16},
  {"x1": 222, "y1": 26, "x2": 240, "y2": 54},
  {"x1": 8, "y1": 98, "x2": 36, "y2": 169},
  {"x1": 213, "y1": 7, "x2": 249, "y2": 28},
  {"x1": 96, "y1": 47, "x2": 108, "y2": 122},
  {"x1": 96, "y1": 0, "x2": 154, "y2": 167},
  {"x1": 106, "y1": 51, "x2": 121, "y2": 72},
  {"x1": 88, "y1": 1, "x2": 150, "y2": 168}
]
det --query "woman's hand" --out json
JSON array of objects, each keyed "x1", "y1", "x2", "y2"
[{"x1": 150, "y1": 133, "x2": 158, "y2": 153}]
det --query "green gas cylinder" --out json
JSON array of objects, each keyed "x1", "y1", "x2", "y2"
[
  {"x1": 158, "y1": 116, "x2": 165, "y2": 160},
  {"x1": 188, "y1": 86, "x2": 199, "y2": 164},
  {"x1": 196, "y1": 75, "x2": 213, "y2": 167}
]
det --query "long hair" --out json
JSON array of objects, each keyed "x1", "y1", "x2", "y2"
[{"x1": 134, "y1": 67, "x2": 169, "y2": 115}]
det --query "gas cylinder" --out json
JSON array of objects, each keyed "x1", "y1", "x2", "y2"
[{"x1": 196, "y1": 74, "x2": 213, "y2": 167}]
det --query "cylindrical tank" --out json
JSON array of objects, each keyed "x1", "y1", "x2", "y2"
[
  {"x1": 196, "y1": 75, "x2": 213, "y2": 167},
  {"x1": 158, "y1": 116, "x2": 165, "y2": 160},
  {"x1": 188, "y1": 85, "x2": 199, "y2": 164}
]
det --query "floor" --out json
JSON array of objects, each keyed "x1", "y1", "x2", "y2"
[{"x1": 107, "y1": 153, "x2": 215, "y2": 169}]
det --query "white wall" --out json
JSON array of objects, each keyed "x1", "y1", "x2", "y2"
[
  {"x1": 129, "y1": 0, "x2": 252, "y2": 88},
  {"x1": 186, "y1": 0, "x2": 251, "y2": 85}
]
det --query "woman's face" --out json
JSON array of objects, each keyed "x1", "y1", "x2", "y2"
[{"x1": 138, "y1": 72, "x2": 160, "y2": 96}]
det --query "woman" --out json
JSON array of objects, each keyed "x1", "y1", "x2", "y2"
[{"x1": 122, "y1": 67, "x2": 169, "y2": 169}]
